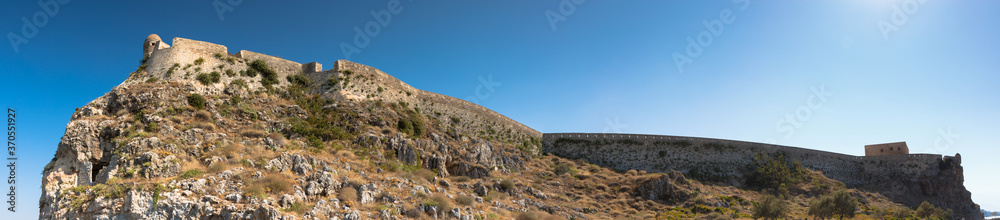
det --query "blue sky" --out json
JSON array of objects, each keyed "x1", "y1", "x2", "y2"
[{"x1": 2, "y1": 0, "x2": 998, "y2": 217}]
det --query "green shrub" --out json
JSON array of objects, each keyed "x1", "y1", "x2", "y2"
[
  {"x1": 145, "y1": 77, "x2": 159, "y2": 83},
  {"x1": 286, "y1": 74, "x2": 311, "y2": 87},
  {"x1": 395, "y1": 109, "x2": 426, "y2": 137},
  {"x1": 287, "y1": 116, "x2": 350, "y2": 141},
  {"x1": 553, "y1": 163, "x2": 576, "y2": 175},
  {"x1": 194, "y1": 57, "x2": 205, "y2": 65},
  {"x1": 187, "y1": 94, "x2": 206, "y2": 110},
  {"x1": 916, "y1": 201, "x2": 953, "y2": 219},
  {"x1": 499, "y1": 179, "x2": 515, "y2": 191},
  {"x1": 225, "y1": 69, "x2": 235, "y2": 77},
  {"x1": 231, "y1": 79, "x2": 248, "y2": 88},
  {"x1": 145, "y1": 121, "x2": 159, "y2": 132},
  {"x1": 210, "y1": 71, "x2": 220, "y2": 82},
  {"x1": 808, "y1": 190, "x2": 856, "y2": 219},
  {"x1": 229, "y1": 96, "x2": 241, "y2": 105},
  {"x1": 244, "y1": 68, "x2": 258, "y2": 77},
  {"x1": 747, "y1": 152, "x2": 810, "y2": 190},
  {"x1": 196, "y1": 73, "x2": 213, "y2": 85},
  {"x1": 752, "y1": 194, "x2": 788, "y2": 220},
  {"x1": 250, "y1": 60, "x2": 278, "y2": 87},
  {"x1": 178, "y1": 169, "x2": 203, "y2": 179}
]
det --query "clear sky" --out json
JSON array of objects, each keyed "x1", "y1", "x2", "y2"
[{"x1": 2, "y1": 1, "x2": 998, "y2": 218}]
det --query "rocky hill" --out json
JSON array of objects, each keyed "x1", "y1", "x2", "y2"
[{"x1": 39, "y1": 36, "x2": 979, "y2": 220}]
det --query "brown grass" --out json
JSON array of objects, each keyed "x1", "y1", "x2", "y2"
[
  {"x1": 455, "y1": 195, "x2": 474, "y2": 206},
  {"x1": 268, "y1": 133, "x2": 287, "y2": 146},
  {"x1": 428, "y1": 195, "x2": 453, "y2": 214},
  {"x1": 339, "y1": 187, "x2": 358, "y2": 202},
  {"x1": 240, "y1": 129, "x2": 266, "y2": 138},
  {"x1": 207, "y1": 161, "x2": 229, "y2": 173},
  {"x1": 246, "y1": 173, "x2": 292, "y2": 196},
  {"x1": 194, "y1": 110, "x2": 213, "y2": 122},
  {"x1": 190, "y1": 121, "x2": 215, "y2": 131},
  {"x1": 414, "y1": 168, "x2": 436, "y2": 183}
]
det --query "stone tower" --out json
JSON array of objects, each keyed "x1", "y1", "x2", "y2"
[
  {"x1": 143, "y1": 34, "x2": 162, "y2": 59},
  {"x1": 864, "y1": 142, "x2": 909, "y2": 156}
]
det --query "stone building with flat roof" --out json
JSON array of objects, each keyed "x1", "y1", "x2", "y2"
[{"x1": 865, "y1": 141, "x2": 909, "y2": 156}]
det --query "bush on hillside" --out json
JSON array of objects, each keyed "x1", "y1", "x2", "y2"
[
  {"x1": 187, "y1": 94, "x2": 206, "y2": 110},
  {"x1": 752, "y1": 194, "x2": 788, "y2": 220}
]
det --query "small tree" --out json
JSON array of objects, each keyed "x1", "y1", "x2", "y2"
[
  {"x1": 830, "y1": 190, "x2": 856, "y2": 219},
  {"x1": 808, "y1": 196, "x2": 834, "y2": 219},
  {"x1": 752, "y1": 194, "x2": 787, "y2": 220},
  {"x1": 809, "y1": 190, "x2": 856, "y2": 219}
]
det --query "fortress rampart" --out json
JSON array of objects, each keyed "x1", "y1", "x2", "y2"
[
  {"x1": 541, "y1": 133, "x2": 949, "y2": 186},
  {"x1": 143, "y1": 36, "x2": 323, "y2": 91},
  {"x1": 542, "y1": 133, "x2": 977, "y2": 219}
]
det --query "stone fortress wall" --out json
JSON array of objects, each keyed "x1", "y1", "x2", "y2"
[
  {"x1": 541, "y1": 133, "x2": 952, "y2": 187},
  {"x1": 540, "y1": 133, "x2": 979, "y2": 219},
  {"x1": 144, "y1": 35, "x2": 541, "y2": 143},
  {"x1": 143, "y1": 35, "x2": 323, "y2": 93}
]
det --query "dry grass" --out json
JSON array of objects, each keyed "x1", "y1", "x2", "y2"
[
  {"x1": 246, "y1": 172, "x2": 293, "y2": 196},
  {"x1": 339, "y1": 186, "x2": 358, "y2": 203},
  {"x1": 207, "y1": 161, "x2": 229, "y2": 173},
  {"x1": 455, "y1": 195, "x2": 474, "y2": 206},
  {"x1": 426, "y1": 195, "x2": 453, "y2": 215},
  {"x1": 516, "y1": 211, "x2": 564, "y2": 220},
  {"x1": 190, "y1": 121, "x2": 216, "y2": 131},
  {"x1": 268, "y1": 133, "x2": 287, "y2": 146},
  {"x1": 194, "y1": 110, "x2": 213, "y2": 122},
  {"x1": 240, "y1": 129, "x2": 266, "y2": 138},
  {"x1": 414, "y1": 168, "x2": 436, "y2": 183}
]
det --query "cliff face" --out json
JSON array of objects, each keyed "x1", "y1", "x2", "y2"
[
  {"x1": 864, "y1": 155, "x2": 980, "y2": 220},
  {"x1": 542, "y1": 133, "x2": 982, "y2": 219}
]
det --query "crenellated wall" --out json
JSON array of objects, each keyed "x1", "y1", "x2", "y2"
[{"x1": 542, "y1": 133, "x2": 979, "y2": 219}]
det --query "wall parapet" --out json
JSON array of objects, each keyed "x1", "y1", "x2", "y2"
[{"x1": 542, "y1": 132, "x2": 949, "y2": 187}]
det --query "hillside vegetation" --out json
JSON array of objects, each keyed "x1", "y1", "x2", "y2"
[{"x1": 40, "y1": 54, "x2": 957, "y2": 220}]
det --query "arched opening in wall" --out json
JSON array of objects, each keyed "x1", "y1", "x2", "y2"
[
  {"x1": 881, "y1": 149, "x2": 884, "y2": 153},
  {"x1": 91, "y1": 160, "x2": 108, "y2": 184}
]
